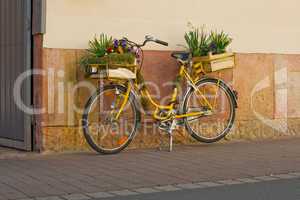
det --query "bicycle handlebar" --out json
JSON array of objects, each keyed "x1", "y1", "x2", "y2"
[
  {"x1": 123, "y1": 36, "x2": 168, "y2": 48},
  {"x1": 154, "y1": 39, "x2": 168, "y2": 46}
]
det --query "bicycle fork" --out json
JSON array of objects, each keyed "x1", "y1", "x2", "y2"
[{"x1": 113, "y1": 84, "x2": 131, "y2": 120}]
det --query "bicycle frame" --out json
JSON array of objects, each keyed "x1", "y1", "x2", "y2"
[{"x1": 115, "y1": 63, "x2": 217, "y2": 121}]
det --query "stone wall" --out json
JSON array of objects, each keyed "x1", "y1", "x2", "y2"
[{"x1": 40, "y1": 48, "x2": 300, "y2": 152}]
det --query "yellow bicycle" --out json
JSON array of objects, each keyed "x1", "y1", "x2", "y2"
[{"x1": 82, "y1": 36, "x2": 237, "y2": 154}]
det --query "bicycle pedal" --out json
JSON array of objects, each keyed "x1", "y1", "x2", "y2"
[
  {"x1": 158, "y1": 121, "x2": 172, "y2": 132},
  {"x1": 176, "y1": 119, "x2": 185, "y2": 126},
  {"x1": 158, "y1": 124, "x2": 169, "y2": 132}
]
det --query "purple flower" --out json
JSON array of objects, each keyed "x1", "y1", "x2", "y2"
[
  {"x1": 120, "y1": 39, "x2": 127, "y2": 48},
  {"x1": 113, "y1": 39, "x2": 119, "y2": 48},
  {"x1": 209, "y1": 42, "x2": 217, "y2": 51},
  {"x1": 128, "y1": 47, "x2": 134, "y2": 53}
]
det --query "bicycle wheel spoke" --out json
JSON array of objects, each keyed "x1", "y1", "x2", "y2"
[
  {"x1": 184, "y1": 79, "x2": 235, "y2": 142},
  {"x1": 83, "y1": 85, "x2": 139, "y2": 154}
]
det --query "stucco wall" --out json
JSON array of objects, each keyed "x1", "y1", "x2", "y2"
[{"x1": 44, "y1": 0, "x2": 300, "y2": 53}]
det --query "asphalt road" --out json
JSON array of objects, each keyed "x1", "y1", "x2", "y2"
[{"x1": 99, "y1": 178, "x2": 300, "y2": 200}]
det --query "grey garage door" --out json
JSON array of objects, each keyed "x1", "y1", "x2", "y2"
[{"x1": 0, "y1": 0, "x2": 32, "y2": 150}]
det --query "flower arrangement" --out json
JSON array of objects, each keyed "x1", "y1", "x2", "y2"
[
  {"x1": 87, "y1": 34, "x2": 113, "y2": 57},
  {"x1": 185, "y1": 24, "x2": 235, "y2": 74},
  {"x1": 208, "y1": 31, "x2": 232, "y2": 55},
  {"x1": 113, "y1": 39, "x2": 134, "y2": 54},
  {"x1": 184, "y1": 26, "x2": 209, "y2": 57},
  {"x1": 185, "y1": 24, "x2": 233, "y2": 57},
  {"x1": 80, "y1": 34, "x2": 136, "y2": 71}
]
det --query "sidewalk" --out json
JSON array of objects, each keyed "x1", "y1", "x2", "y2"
[
  {"x1": 0, "y1": 138, "x2": 300, "y2": 200},
  {"x1": 0, "y1": 147, "x2": 36, "y2": 160}
]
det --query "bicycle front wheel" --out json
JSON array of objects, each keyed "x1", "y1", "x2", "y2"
[
  {"x1": 182, "y1": 78, "x2": 236, "y2": 143},
  {"x1": 82, "y1": 84, "x2": 141, "y2": 154}
]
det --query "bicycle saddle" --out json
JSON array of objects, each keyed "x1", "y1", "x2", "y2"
[{"x1": 171, "y1": 51, "x2": 190, "y2": 61}]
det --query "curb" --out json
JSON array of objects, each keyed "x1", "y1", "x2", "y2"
[{"x1": 19, "y1": 171, "x2": 300, "y2": 200}]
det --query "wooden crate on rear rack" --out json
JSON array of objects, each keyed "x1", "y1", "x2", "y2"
[{"x1": 192, "y1": 52, "x2": 235, "y2": 75}]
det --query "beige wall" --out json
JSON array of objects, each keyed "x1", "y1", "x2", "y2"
[{"x1": 44, "y1": 0, "x2": 300, "y2": 53}]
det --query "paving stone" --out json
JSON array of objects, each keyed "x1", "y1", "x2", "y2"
[
  {"x1": 133, "y1": 187, "x2": 161, "y2": 194},
  {"x1": 109, "y1": 190, "x2": 138, "y2": 196},
  {"x1": 17, "y1": 199, "x2": 34, "y2": 200},
  {"x1": 217, "y1": 179, "x2": 242, "y2": 185},
  {"x1": 236, "y1": 178, "x2": 260, "y2": 183},
  {"x1": 254, "y1": 176, "x2": 279, "y2": 181},
  {"x1": 154, "y1": 185, "x2": 181, "y2": 192},
  {"x1": 62, "y1": 194, "x2": 91, "y2": 200},
  {"x1": 273, "y1": 174, "x2": 297, "y2": 179},
  {"x1": 36, "y1": 196, "x2": 64, "y2": 200},
  {"x1": 197, "y1": 182, "x2": 223, "y2": 187},
  {"x1": 86, "y1": 192, "x2": 114, "y2": 198},
  {"x1": 289, "y1": 172, "x2": 300, "y2": 177},
  {"x1": 176, "y1": 183, "x2": 207, "y2": 189},
  {"x1": 0, "y1": 182, "x2": 28, "y2": 199}
]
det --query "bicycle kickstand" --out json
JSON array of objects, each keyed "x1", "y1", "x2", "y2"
[
  {"x1": 169, "y1": 132, "x2": 173, "y2": 152},
  {"x1": 168, "y1": 120, "x2": 176, "y2": 152},
  {"x1": 158, "y1": 119, "x2": 175, "y2": 152}
]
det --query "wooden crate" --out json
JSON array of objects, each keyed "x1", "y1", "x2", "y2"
[
  {"x1": 193, "y1": 52, "x2": 235, "y2": 73},
  {"x1": 87, "y1": 63, "x2": 137, "y2": 80}
]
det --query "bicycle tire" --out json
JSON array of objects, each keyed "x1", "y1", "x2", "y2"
[
  {"x1": 182, "y1": 78, "x2": 236, "y2": 143},
  {"x1": 82, "y1": 84, "x2": 141, "y2": 154}
]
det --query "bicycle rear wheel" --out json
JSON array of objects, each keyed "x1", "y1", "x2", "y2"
[
  {"x1": 82, "y1": 84, "x2": 140, "y2": 154},
  {"x1": 182, "y1": 78, "x2": 236, "y2": 143}
]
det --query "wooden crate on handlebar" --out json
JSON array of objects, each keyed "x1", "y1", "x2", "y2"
[{"x1": 85, "y1": 54, "x2": 138, "y2": 80}]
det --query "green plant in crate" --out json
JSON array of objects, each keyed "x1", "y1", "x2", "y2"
[
  {"x1": 88, "y1": 34, "x2": 113, "y2": 57},
  {"x1": 208, "y1": 31, "x2": 232, "y2": 55},
  {"x1": 106, "y1": 53, "x2": 135, "y2": 64},
  {"x1": 184, "y1": 27, "x2": 209, "y2": 57},
  {"x1": 184, "y1": 24, "x2": 233, "y2": 57},
  {"x1": 80, "y1": 52, "x2": 135, "y2": 67},
  {"x1": 80, "y1": 34, "x2": 137, "y2": 72}
]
